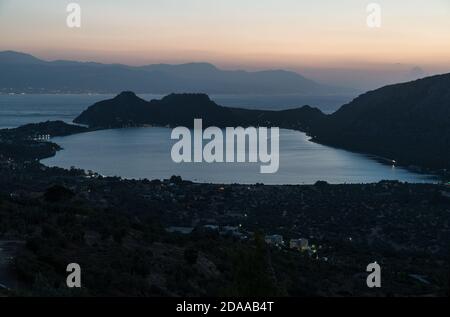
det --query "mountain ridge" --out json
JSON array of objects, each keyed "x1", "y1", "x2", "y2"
[
  {"x1": 74, "y1": 91, "x2": 324, "y2": 131},
  {"x1": 0, "y1": 50, "x2": 351, "y2": 95},
  {"x1": 310, "y1": 73, "x2": 450, "y2": 170}
]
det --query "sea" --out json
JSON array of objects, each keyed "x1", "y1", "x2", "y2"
[{"x1": 0, "y1": 94, "x2": 437, "y2": 184}]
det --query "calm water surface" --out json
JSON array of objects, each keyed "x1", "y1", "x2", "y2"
[
  {"x1": 42, "y1": 128, "x2": 436, "y2": 185},
  {"x1": 1, "y1": 94, "x2": 435, "y2": 184}
]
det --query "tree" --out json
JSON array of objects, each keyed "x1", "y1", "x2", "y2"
[{"x1": 184, "y1": 248, "x2": 199, "y2": 265}]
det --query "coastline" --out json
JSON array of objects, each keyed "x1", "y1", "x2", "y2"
[
  {"x1": 1, "y1": 120, "x2": 449, "y2": 297},
  {"x1": 37, "y1": 122, "x2": 442, "y2": 185}
]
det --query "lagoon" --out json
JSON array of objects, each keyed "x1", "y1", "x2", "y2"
[{"x1": 42, "y1": 127, "x2": 436, "y2": 185}]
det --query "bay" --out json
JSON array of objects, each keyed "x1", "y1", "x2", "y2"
[
  {"x1": 42, "y1": 127, "x2": 436, "y2": 185},
  {"x1": 1, "y1": 94, "x2": 435, "y2": 184}
]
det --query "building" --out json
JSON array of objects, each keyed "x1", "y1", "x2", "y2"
[
  {"x1": 265, "y1": 234, "x2": 284, "y2": 247},
  {"x1": 289, "y1": 238, "x2": 309, "y2": 251},
  {"x1": 165, "y1": 227, "x2": 194, "y2": 235},
  {"x1": 221, "y1": 226, "x2": 240, "y2": 235},
  {"x1": 203, "y1": 225, "x2": 219, "y2": 231},
  {"x1": 440, "y1": 190, "x2": 450, "y2": 199},
  {"x1": 220, "y1": 226, "x2": 246, "y2": 239},
  {"x1": 33, "y1": 134, "x2": 51, "y2": 141}
]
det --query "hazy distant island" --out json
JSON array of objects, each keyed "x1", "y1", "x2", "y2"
[{"x1": 0, "y1": 51, "x2": 355, "y2": 95}]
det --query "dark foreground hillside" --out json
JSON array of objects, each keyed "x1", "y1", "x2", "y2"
[
  {"x1": 1, "y1": 98, "x2": 450, "y2": 296},
  {"x1": 0, "y1": 159, "x2": 449, "y2": 296}
]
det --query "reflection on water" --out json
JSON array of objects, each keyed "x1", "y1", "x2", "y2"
[{"x1": 42, "y1": 128, "x2": 436, "y2": 185}]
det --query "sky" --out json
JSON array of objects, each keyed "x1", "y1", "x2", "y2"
[{"x1": 1, "y1": 0, "x2": 449, "y2": 89}]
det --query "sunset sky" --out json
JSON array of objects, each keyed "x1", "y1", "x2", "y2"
[{"x1": 1, "y1": 0, "x2": 449, "y2": 88}]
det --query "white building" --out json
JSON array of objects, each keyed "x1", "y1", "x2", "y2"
[
  {"x1": 165, "y1": 227, "x2": 194, "y2": 235},
  {"x1": 33, "y1": 134, "x2": 51, "y2": 141},
  {"x1": 289, "y1": 238, "x2": 309, "y2": 251},
  {"x1": 265, "y1": 234, "x2": 284, "y2": 246}
]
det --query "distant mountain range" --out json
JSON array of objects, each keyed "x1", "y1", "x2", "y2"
[
  {"x1": 0, "y1": 51, "x2": 352, "y2": 95},
  {"x1": 75, "y1": 72, "x2": 450, "y2": 171}
]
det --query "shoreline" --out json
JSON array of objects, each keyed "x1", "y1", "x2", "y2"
[
  {"x1": 40, "y1": 124, "x2": 441, "y2": 185},
  {"x1": 2, "y1": 121, "x2": 450, "y2": 297}
]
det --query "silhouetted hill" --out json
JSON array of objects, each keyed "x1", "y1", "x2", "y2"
[
  {"x1": 10, "y1": 120, "x2": 89, "y2": 138},
  {"x1": 311, "y1": 73, "x2": 450, "y2": 170},
  {"x1": 0, "y1": 121, "x2": 89, "y2": 161},
  {"x1": 72, "y1": 71, "x2": 450, "y2": 172},
  {"x1": 0, "y1": 51, "x2": 44, "y2": 64},
  {"x1": 74, "y1": 92, "x2": 325, "y2": 130},
  {"x1": 0, "y1": 51, "x2": 351, "y2": 95}
]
